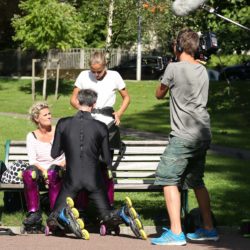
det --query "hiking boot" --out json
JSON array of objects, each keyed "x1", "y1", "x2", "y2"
[
  {"x1": 186, "y1": 228, "x2": 219, "y2": 241},
  {"x1": 151, "y1": 227, "x2": 186, "y2": 246}
]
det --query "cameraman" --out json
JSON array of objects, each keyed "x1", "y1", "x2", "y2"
[{"x1": 151, "y1": 28, "x2": 219, "y2": 246}]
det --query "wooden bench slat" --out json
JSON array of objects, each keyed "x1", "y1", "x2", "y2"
[
  {"x1": 114, "y1": 179, "x2": 155, "y2": 184},
  {"x1": 123, "y1": 140, "x2": 168, "y2": 146},
  {"x1": 114, "y1": 172, "x2": 155, "y2": 178},
  {"x1": 117, "y1": 146, "x2": 165, "y2": 154},
  {"x1": 112, "y1": 162, "x2": 158, "y2": 170},
  {"x1": 113, "y1": 155, "x2": 161, "y2": 161},
  {"x1": 0, "y1": 183, "x2": 24, "y2": 189},
  {"x1": 8, "y1": 156, "x2": 29, "y2": 161},
  {"x1": 114, "y1": 184, "x2": 161, "y2": 190},
  {"x1": 9, "y1": 147, "x2": 28, "y2": 154}
]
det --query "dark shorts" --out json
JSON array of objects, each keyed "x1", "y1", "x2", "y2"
[{"x1": 155, "y1": 135, "x2": 210, "y2": 189}]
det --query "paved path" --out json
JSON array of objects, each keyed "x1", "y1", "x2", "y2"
[{"x1": 0, "y1": 228, "x2": 249, "y2": 250}]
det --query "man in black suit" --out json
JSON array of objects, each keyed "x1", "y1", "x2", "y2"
[{"x1": 46, "y1": 89, "x2": 147, "y2": 240}]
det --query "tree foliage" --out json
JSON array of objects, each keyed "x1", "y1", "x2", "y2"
[
  {"x1": 12, "y1": 0, "x2": 86, "y2": 52},
  {"x1": 171, "y1": 0, "x2": 250, "y2": 54},
  {"x1": 10, "y1": 0, "x2": 250, "y2": 55}
]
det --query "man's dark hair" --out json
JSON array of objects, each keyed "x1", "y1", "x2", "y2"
[
  {"x1": 177, "y1": 28, "x2": 199, "y2": 56},
  {"x1": 77, "y1": 89, "x2": 98, "y2": 107}
]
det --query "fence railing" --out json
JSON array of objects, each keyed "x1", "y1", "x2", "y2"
[
  {"x1": 0, "y1": 48, "x2": 138, "y2": 76},
  {"x1": 47, "y1": 48, "x2": 136, "y2": 70}
]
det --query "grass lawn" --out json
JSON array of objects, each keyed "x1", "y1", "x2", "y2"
[
  {"x1": 0, "y1": 78, "x2": 249, "y2": 150},
  {"x1": 0, "y1": 77, "x2": 250, "y2": 227}
]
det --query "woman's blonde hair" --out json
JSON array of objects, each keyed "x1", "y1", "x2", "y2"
[
  {"x1": 29, "y1": 102, "x2": 49, "y2": 125},
  {"x1": 89, "y1": 51, "x2": 107, "y2": 67}
]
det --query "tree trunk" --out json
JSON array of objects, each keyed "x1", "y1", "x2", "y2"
[{"x1": 105, "y1": 0, "x2": 114, "y2": 65}]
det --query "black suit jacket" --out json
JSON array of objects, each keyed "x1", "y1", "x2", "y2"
[{"x1": 51, "y1": 111, "x2": 111, "y2": 191}]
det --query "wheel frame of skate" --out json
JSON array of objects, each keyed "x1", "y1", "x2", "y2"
[
  {"x1": 20, "y1": 223, "x2": 45, "y2": 234},
  {"x1": 66, "y1": 197, "x2": 90, "y2": 240},
  {"x1": 125, "y1": 196, "x2": 148, "y2": 240}
]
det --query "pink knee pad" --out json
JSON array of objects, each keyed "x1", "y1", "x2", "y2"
[
  {"x1": 103, "y1": 175, "x2": 114, "y2": 205},
  {"x1": 102, "y1": 169, "x2": 114, "y2": 205},
  {"x1": 22, "y1": 169, "x2": 40, "y2": 212}
]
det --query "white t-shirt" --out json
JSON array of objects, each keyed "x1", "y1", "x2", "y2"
[
  {"x1": 26, "y1": 132, "x2": 65, "y2": 170},
  {"x1": 74, "y1": 70, "x2": 126, "y2": 125}
]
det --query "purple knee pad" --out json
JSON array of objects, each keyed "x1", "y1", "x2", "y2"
[
  {"x1": 106, "y1": 179, "x2": 114, "y2": 205},
  {"x1": 102, "y1": 170, "x2": 114, "y2": 205},
  {"x1": 47, "y1": 169, "x2": 62, "y2": 211},
  {"x1": 22, "y1": 169, "x2": 40, "y2": 212}
]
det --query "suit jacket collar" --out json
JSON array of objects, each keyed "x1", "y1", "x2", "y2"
[{"x1": 75, "y1": 110, "x2": 93, "y2": 120}]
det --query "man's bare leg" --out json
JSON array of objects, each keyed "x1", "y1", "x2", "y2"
[
  {"x1": 194, "y1": 187, "x2": 213, "y2": 230},
  {"x1": 163, "y1": 185, "x2": 182, "y2": 234}
]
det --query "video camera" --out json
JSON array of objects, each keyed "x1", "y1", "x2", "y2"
[{"x1": 196, "y1": 32, "x2": 219, "y2": 62}]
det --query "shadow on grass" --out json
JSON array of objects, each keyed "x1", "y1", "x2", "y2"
[
  {"x1": 205, "y1": 159, "x2": 250, "y2": 226},
  {"x1": 19, "y1": 79, "x2": 74, "y2": 99},
  {"x1": 122, "y1": 101, "x2": 171, "y2": 134},
  {"x1": 208, "y1": 82, "x2": 250, "y2": 116},
  {"x1": 0, "y1": 78, "x2": 21, "y2": 83}
]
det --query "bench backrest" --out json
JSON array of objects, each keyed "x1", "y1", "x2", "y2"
[
  {"x1": 112, "y1": 140, "x2": 167, "y2": 190},
  {"x1": 5, "y1": 140, "x2": 28, "y2": 167},
  {"x1": 4, "y1": 140, "x2": 168, "y2": 191}
]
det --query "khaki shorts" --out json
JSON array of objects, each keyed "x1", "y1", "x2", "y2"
[{"x1": 155, "y1": 135, "x2": 210, "y2": 189}]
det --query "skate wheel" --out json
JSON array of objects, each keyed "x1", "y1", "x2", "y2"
[
  {"x1": 114, "y1": 225, "x2": 120, "y2": 235},
  {"x1": 71, "y1": 207, "x2": 79, "y2": 219},
  {"x1": 66, "y1": 197, "x2": 74, "y2": 208},
  {"x1": 81, "y1": 229, "x2": 90, "y2": 240},
  {"x1": 18, "y1": 171, "x2": 23, "y2": 179},
  {"x1": 134, "y1": 218, "x2": 142, "y2": 230},
  {"x1": 100, "y1": 224, "x2": 106, "y2": 236},
  {"x1": 45, "y1": 225, "x2": 50, "y2": 236},
  {"x1": 129, "y1": 207, "x2": 137, "y2": 219},
  {"x1": 77, "y1": 218, "x2": 85, "y2": 229},
  {"x1": 31, "y1": 170, "x2": 36, "y2": 179},
  {"x1": 139, "y1": 229, "x2": 148, "y2": 240},
  {"x1": 125, "y1": 196, "x2": 132, "y2": 208}
]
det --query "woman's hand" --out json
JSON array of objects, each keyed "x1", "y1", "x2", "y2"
[
  {"x1": 58, "y1": 160, "x2": 66, "y2": 169},
  {"x1": 113, "y1": 111, "x2": 121, "y2": 126}
]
